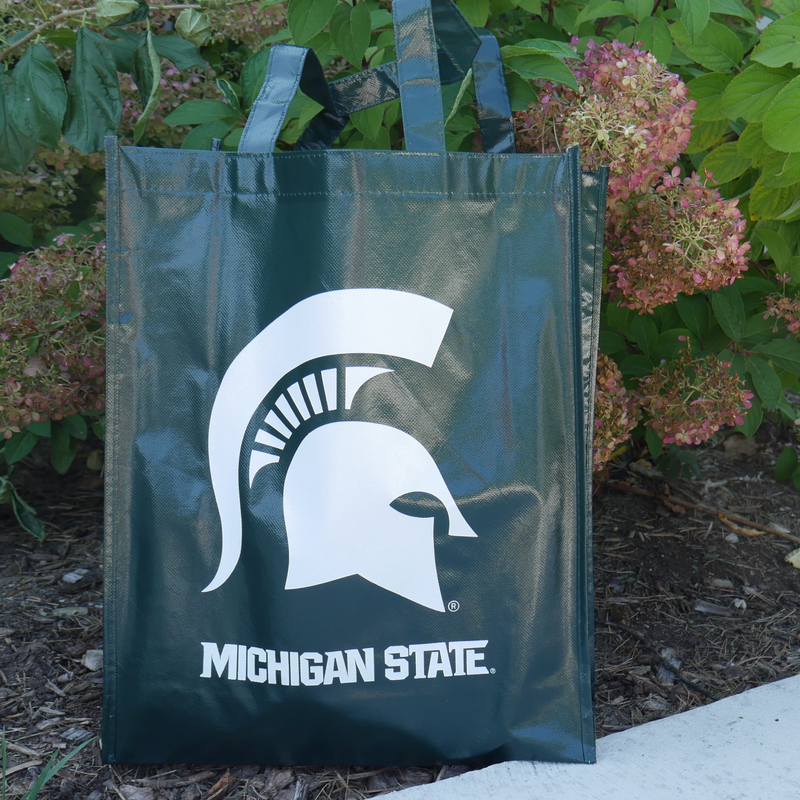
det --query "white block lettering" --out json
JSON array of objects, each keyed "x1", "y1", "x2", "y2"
[
  {"x1": 384, "y1": 645, "x2": 409, "y2": 681},
  {"x1": 200, "y1": 642, "x2": 237, "y2": 680}
]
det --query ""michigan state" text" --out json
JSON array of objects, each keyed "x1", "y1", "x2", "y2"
[{"x1": 199, "y1": 640, "x2": 491, "y2": 685}]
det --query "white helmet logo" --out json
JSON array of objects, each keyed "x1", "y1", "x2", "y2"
[{"x1": 204, "y1": 289, "x2": 477, "y2": 611}]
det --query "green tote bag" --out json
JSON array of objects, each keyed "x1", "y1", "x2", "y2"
[{"x1": 103, "y1": 0, "x2": 607, "y2": 766}]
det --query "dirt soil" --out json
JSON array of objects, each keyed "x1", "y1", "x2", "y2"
[{"x1": 2, "y1": 427, "x2": 800, "y2": 800}]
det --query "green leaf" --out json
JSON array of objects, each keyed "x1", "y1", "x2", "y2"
[
  {"x1": 51, "y1": 428, "x2": 78, "y2": 474},
  {"x1": 774, "y1": 0, "x2": 800, "y2": 13},
  {"x1": 735, "y1": 396, "x2": 762, "y2": 438},
  {"x1": 721, "y1": 65, "x2": 795, "y2": 123},
  {"x1": 0, "y1": 252, "x2": 16, "y2": 278},
  {"x1": 669, "y1": 20, "x2": 743, "y2": 72},
  {"x1": 699, "y1": 142, "x2": 750, "y2": 185},
  {"x1": 676, "y1": 293, "x2": 709, "y2": 338},
  {"x1": 241, "y1": 47, "x2": 271, "y2": 110},
  {"x1": 623, "y1": 0, "x2": 652, "y2": 22},
  {"x1": 687, "y1": 72, "x2": 732, "y2": 121},
  {"x1": 164, "y1": 99, "x2": 240, "y2": 126},
  {"x1": 152, "y1": 34, "x2": 205, "y2": 70},
  {"x1": 763, "y1": 75, "x2": 800, "y2": 153},
  {"x1": 749, "y1": 179, "x2": 798, "y2": 220},
  {"x1": 747, "y1": 355, "x2": 783, "y2": 407},
  {"x1": 456, "y1": 0, "x2": 490, "y2": 25},
  {"x1": 105, "y1": 29, "x2": 140, "y2": 72},
  {"x1": 618, "y1": 354, "x2": 654, "y2": 377},
  {"x1": 654, "y1": 328, "x2": 692, "y2": 358},
  {"x1": 500, "y1": 39, "x2": 579, "y2": 59},
  {"x1": 10, "y1": 484, "x2": 45, "y2": 539},
  {"x1": 145, "y1": 34, "x2": 200, "y2": 70},
  {"x1": 606, "y1": 299, "x2": 633, "y2": 331},
  {"x1": 645, "y1": 426, "x2": 663, "y2": 459},
  {"x1": 350, "y1": 104, "x2": 385, "y2": 142},
  {"x1": 133, "y1": 30, "x2": 162, "y2": 145},
  {"x1": 505, "y1": 54, "x2": 578, "y2": 90},
  {"x1": 634, "y1": 16, "x2": 673, "y2": 64},
  {"x1": 631, "y1": 314, "x2": 658, "y2": 357},
  {"x1": 684, "y1": 118, "x2": 728, "y2": 155},
  {"x1": 0, "y1": 65, "x2": 37, "y2": 173},
  {"x1": 216, "y1": 78, "x2": 242, "y2": 114},
  {"x1": 0, "y1": 212, "x2": 33, "y2": 247},
  {"x1": 598, "y1": 330, "x2": 627, "y2": 354},
  {"x1": 709, "y1": 0, "x2": 754, "y2": 20},
  {"x1": 95, "y1": 0, "x2": 141, "y2": 28},
  {"x1": 760, "y1": 152, "x2": 800, "y2": 188},
  {"x1": 64, "y1": 28, "x2": 122, "y2": 154},
  {"x1": 735, "y1": 122, "x2": 781, "y2": 168},
  {"x1": 329, "y1": 1, "x2": 372, "y2": 67},
  {"x1": 180, "y1": 117, "x2": 236, "y2": 149},
  {"x1": 175, "y1": 9, "x2": 211, "y2": 47},
  {"x1": 742, "y1": 312, "x2": 776, "y2": 342},
  {"x1": 60, "y1": 414, "x2": 88, "y2": 440},
  {"x1": 11, "y1": 43, "x2": 66, "y2": 148},
  {"x1": 575, "y1": 0, "x2": 633, "y2": 25},
  {"x1": 287, "y1": 0, "x2": 338, "y2": 45},
  {"x1": 26, "y1": 419, "x2": 51, "y2": 437},
  {"x1": 754, "y1": 339, "x2": 800, "y2": 372},
  {"x1": 4, "y1": 430, "x2": 39, "y2": 465},
  {"x1": 504, "y1": 71, "x2": 538, "y2": 111},
  {"x1": 677, "y1": 0, "x2": 710, "y2": 42},
  {"x1": 752, "y1": 11, "x2": 800, "y2": 68},
  {"x1": 370, "y1": 7, "x2": 394, "y2": 28},
  {"x1": 711, "y1": 290, "x2": 744, "y2": 341},
  {"x1": 755, "y1": 228, "x2": 791, "y2": 271},
  {"x1": 298, "y1": 96, "x2": 324, "y2": 130},
  {"x1": 1, "y1": 475, "x2": 45, "y2": 539},
  {"x1": 775, "y1": 445, "x2": 799, "y2": 482},
  {"x1": 92, "y1": 418, "x2": 106, "y2": 440},
  {"x1": 43, "y1": 28, "x2": 78, "y2": 49}
]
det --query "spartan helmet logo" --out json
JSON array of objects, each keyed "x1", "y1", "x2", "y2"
[{"x1": 203, "y1": 289, "x2": 477, "y2": 612}]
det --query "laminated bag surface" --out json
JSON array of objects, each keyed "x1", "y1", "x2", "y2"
[{"x1": 103, "y1": 0, "x2": 606, "y2": 766}]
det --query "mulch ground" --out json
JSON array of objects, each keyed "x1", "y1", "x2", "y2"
[{"x1": 2, "y1": 427, "x2": 799, "y2": 799}]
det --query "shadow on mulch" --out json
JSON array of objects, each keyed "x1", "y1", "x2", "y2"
[{"x1": 1, "y1": 427, "x2": 799, "y2": 799}]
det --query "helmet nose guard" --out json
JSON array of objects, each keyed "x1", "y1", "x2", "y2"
[{"x1": 283, "y1": 421, "x2": 477, "y2": 612}]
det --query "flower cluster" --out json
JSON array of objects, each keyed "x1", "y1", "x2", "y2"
[
  {"x1": 0, "y1": 237, "x2": 106, "y2": 438},
  {"x1": 515, "y1": 38, "x2": 695, "y2": 220},
  {"x1": 608, "y1": 168, "x2": 750, "y2": 313},
  {"x1": 763, "y1": 277, "x2": 800, "y2": 335},
  {"x1": 0, "y1": 146, "x2": 104, "y2": 237},
  {"x1": 204, "y1": 2, "x2": 285, "y2": 46},
  {"x1": 637, "y1": 346, "x2": 753, "y2": 446},
  {"x1": 594, "y1": 352, "x2": 640, "y2": 469}
]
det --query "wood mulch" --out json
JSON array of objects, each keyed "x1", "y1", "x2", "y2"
[{"x1": 1, "y1": 426, "x2": 799, "y2": 799}]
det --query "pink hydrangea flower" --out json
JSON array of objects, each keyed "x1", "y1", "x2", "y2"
[
  {"x1": 0, "y1": 239, "x2": 106, "y2": 438},
  {"x1": 593, "y1": 352, "x2": 640, "y2": 469},
  {"x1": 637, "y1": 345, "x2": 753, "y2": 445}
]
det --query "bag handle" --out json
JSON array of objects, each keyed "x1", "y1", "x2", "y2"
[
  {"x1": 239, "y1": 44, "x2": 349, "y2": 155},
  {"x1": 472, "y1": 30, "x2": 515, "y2": 154},
  {"x1": 238, "y1": 3, "x2": 514, "y2": 154},
  {"x1": 297, "y1": 30, "x2": 513, "y2": 154}
]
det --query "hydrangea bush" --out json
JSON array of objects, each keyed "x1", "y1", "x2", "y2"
[
  {"x1": 0, "y1": 237, "x2": 105, "y2": 471},
  {"x1": 2, "y1": 0, "x2": 800, "y2": 487}
]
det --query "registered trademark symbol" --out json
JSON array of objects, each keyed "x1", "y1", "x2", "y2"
[
  {"x1": 490, "y1": 668, "x2": 496, "y2": 674},
  {"x1": 447, "y1": 600, "x2": 460, "y2": 612}
]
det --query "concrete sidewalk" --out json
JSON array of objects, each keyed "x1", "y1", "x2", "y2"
[{"x1": 398, "y1": 674, "x2": 800, "y2": 800}]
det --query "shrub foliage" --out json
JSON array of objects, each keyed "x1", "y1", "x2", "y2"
[{"x1": 2, "y1": 0, "x2": 800, "y2": 486}]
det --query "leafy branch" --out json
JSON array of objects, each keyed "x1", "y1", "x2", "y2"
[{"x1": 0, "y1": 4, "x2": 202, "y2": 63}]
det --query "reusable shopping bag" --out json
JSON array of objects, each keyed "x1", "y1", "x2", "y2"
[{"x1": 103, "y1": 0, "x2": 607, "y2": 766}]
